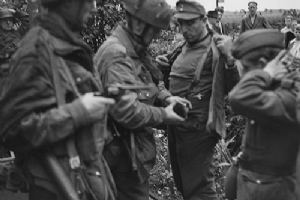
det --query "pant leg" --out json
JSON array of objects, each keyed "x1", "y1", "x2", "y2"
[
  {"x1": 172, "y1": 130, "x2": 219, "y2": 200},
  {"x1": 237, "y1": 168, "x2": 297, "y2": 200},
  {"x1": 112, "y1": 170, "x2": 149, "y2": 200}
]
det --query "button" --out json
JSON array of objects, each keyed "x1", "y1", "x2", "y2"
[
  {"x1": 250, "y1": 120, "x2": 255, "y2": 125},
  {"x1": 76, "y1": 77, "x2": 82, "y2": 82},
  {"x1": 256, "y1": 179, "x2": 261, "y2": 184},
  {"x1": 146, "y1": 92, "x2": 150, "y2": 97}
]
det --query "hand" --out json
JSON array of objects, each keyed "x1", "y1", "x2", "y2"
[
  {"x1": 263, "y1": 50, "x2": 288, "y2": 80},
  {"x1": 164, "y1": 103, "x2": 185, "y2": 124},
  {"x1": 214, "y1": 35, "x2": 233, "y2": 59},
  {"x1": 155, "y1": 54, "x2": 170, "y2": 68},
  {"x1": 165, "y1": 96, "x2": 192, "y2": 109},
  {"x1": 81, "y1": 93, "x2": 115, "y2": 120}
]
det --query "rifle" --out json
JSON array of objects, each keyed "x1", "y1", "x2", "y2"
[{"x1": 42, "y1": 153, "x2": 80, "y2": 200}]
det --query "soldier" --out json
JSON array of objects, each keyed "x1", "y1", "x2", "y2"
[
  {"x1": 94, "y1": 0, "x2": 191, "y2": 199},
  {"x1": 240, "y1": 1, "x2": 271, "y2": 33},
  {"x1": 229, "y1": 29, "x2": 300, "y2": 200},
  {"x1": 156, "y1": 1, "x2": 239, "y2": 199},
  {"x1": 0, "y1": 0, "x2": 118, "y2": 199}
]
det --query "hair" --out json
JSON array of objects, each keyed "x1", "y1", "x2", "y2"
[
  {"x1": 241, "y1": 47, "x2": 282, "y2": 70},
  {"x1": 285, "y1": 15, "x2": 293, "y2": 20},
  {"x1": 248, "y1": 1, "x2": 257, "y2": 6}
]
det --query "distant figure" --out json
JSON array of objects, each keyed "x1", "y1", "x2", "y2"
[
  {"x1": 240, "y1": 1, "x2": 271, "y2": 33},
  {"x1": 216, "y1": 7, "x2": 228, "y2": 35},
  {"x1": 281, "y1": 15, "x2": 293, "y2": 33},
  {"x1": 292, "y1": 19, "x2": 298, "y2": 32},
  {"x1": 289, "y1": 24, "x2": 300, "y2": 58}
]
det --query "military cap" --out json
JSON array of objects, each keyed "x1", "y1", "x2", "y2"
[
  {"x1": 248, "y1": 1, "x2": 257, "y2": 6},
  {"x1": 0, "y1": 8, "x2": 14, "y2": 19},
  {"x1": 231, "y1": 29, "x2": 284, "y2": 59},
  {"x1": 174, "y1": 0, "x2": 206, "y2": 20},
  {"x1": 207, "y1": 10, "x2": 218, "y2": 19}
]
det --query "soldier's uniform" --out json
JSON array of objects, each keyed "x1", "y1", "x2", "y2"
[
  {"x1": 0, "y1": 3, "x2": 115, "y2": 200},
  {"x1": 167, "y1": 1, "x2": 239, "y2": 200},
  {"x1": 94, "y1": 0, "x2": 173, "y2": 199},
  {"x1": 229, "y1": 29, "x2": 300, "y2": 200}
]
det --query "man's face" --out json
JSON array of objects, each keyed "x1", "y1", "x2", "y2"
[
  {"x1": 68, "y1": 0, "x2": 97, "y2": 30},
  {"x1": 177, "y1": 17, "x2": 206, "y2": 44},
  {"x1": 217, "y1": 11, "x2": 222, "y2": 22},
  {"x1": 285, "y1": 17, "x2": 292, "y2": 27},
  {"x1": 248, "y1": 3, "x2": 257, "y2": 16},
  {"x1": 0, "y1": 18, "x2": 14, "y2": 31}
]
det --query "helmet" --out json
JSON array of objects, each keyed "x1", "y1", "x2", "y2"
[
  {"x1": 0, "y1": 8, "x2": 14, "y2": 19},
  {"x1": 123, "y1": 0, "x2": 172, "y2": 29}
]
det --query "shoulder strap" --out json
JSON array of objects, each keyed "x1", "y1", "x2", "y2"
[
  {"x1": 46, "y1": 34, "x2": 82, "y2": 170},
  {"x1": 194, "y1": 38, "x2": 213, "y2": 82}
]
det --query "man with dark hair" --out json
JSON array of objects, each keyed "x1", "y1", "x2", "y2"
[
  {"x1": 240, "y1": 1, "x2": 271, "y2": 33},
  {"x1": 229, "y1": 29, "x2": 300, "y2": 200},
  {"x1": 156, "y1": 0, "x2": 239, "y2": 199},
  {"x1": 94, "y1": 0, "x2": 191, "y2": 199},
  {"x1": 0, "y1": 0, "x2": 119, "y2": 199}
]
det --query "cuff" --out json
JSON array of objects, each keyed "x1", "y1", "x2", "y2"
[{"x1": 65, "y1": 99, "x2": 92, "y2": 128}]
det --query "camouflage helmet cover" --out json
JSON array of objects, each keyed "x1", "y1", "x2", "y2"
[
  {"x1": 122, "y1": 0, "x2": 173, "y2": 29},
  {"x1": 0, "y1": 8, "x2": 14, "y2": 19}
]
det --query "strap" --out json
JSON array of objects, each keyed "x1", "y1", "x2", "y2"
[
  {"x1": 47, "y1": 36, "x2": 82, "y2": 170},
  {"x1": 194, "y1": 38, "x2": 213, "y2": 82}
]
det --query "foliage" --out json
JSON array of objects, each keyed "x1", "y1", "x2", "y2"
[{"x1": 82, "y1": 0, "x2": 125, "y2": 52}]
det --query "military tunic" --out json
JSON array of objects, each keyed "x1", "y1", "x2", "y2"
[{"x1": 229, "y1": 70, "x2": 300, "y2": 200}]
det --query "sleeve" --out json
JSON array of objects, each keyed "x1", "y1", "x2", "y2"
[
  {"x1": 97, "y1": 45, "x2": 167, "y2": 130},
  {"x1": 228, "y1": 70, "x2": 296, "y2": 125},
  {"x1": 156, "y1": 80, "x2": 171, "y2": 102},
  {"x1": 224, "y1": 63, "x2": 240, "y2": 93},
  {"x1": 0, "y1": 54, "x2": 94, "y2": 150}
]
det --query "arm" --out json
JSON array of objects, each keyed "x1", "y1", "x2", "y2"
[
  {"x1": 98, "y1": 46, "x2": 167, "y2": 130},
  {"x1": 0, "y1": 56, "x2": 94, "y2": 150},
  {"x1": 229, "y1": 70, "x2": 296, "y2": 125}
]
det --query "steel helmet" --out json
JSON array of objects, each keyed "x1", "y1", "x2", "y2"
[
  {"x1": 0, "y1": 8, "x2": 14, "y2": 19},
  {"x1": 122, "y1": 0, "x2": 173, "y2": 29}
]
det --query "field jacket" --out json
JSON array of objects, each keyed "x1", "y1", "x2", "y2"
[
  {"x1": 0, "y1": 13, "x2": 107, "y2": 192},
  {"x1": 94, "y1": 25, "x2": 170, "y2": 182}
]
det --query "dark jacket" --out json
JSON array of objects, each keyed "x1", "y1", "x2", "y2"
[
  {"x1": 229, "y1": 70, "x2": 300, "y2": 175},
  {"x1": 240, "y1": 14, "x2": 271, "y2": 33},
  {"x1": 94, "y1": 25, "x2": 170, "y2": 182},
  {"x1": 0, "y1": 13, "x2": 108, "y2": 194},
  {"x1": 212, "y1": 21, "x2": 228, "y2": 35},
  {"x1": 169, "y1": 34, "x2": 239, "y2": 137}
]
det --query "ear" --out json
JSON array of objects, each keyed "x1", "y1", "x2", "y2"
[{"x1": 258, "y1": 57, "x2": 268, "y2": 68}]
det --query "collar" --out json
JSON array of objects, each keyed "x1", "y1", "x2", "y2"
[
  {"x1": 187, "y1": 33, "x2": 212, "y2": 49},
  {"x1": 111, "y1": 25, "x2": 147, "y2": 58}
]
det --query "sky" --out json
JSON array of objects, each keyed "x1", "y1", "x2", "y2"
[{"x1": 166, "y1": 0, "x2": 300, "y2": 11}]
